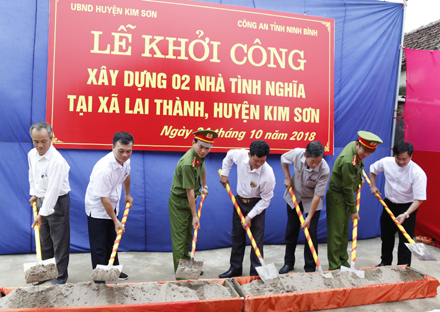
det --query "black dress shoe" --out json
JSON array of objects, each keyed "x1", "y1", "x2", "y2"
[
  {"x1": 376, "y1": 262, "x2": 387, "y2": 267},
  {"x1": 32, "y1": 280, "x2": 49, "y2": 286},
  {"x1": 279, "y1": 264, "x2": 294, "y2": 274},
  {"x1": 219, "y1": 268, "x2": 242, "y2": 278}
]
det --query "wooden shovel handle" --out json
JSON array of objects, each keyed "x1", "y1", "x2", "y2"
[{"x1": 32, "y1": 202, "x2": 42, "y2": 261}]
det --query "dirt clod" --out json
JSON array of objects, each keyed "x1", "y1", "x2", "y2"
[
  {"x1": 91, "y1": 268, "x2": 120, "y2": 281},
  {"x1": 24, "y1": 263, "x2": 58, "y2": 284}
]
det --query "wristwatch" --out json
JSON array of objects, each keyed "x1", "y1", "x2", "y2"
[
  {"x1": 202, "y1": 185, "x2": 208, "y2": 190},
  {"x1": 404, "y1": 212, "x2": 410, "y2": 219}
]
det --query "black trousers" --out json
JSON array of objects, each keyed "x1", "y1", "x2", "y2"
[
  {"x1": 230, "y1": 196, "x2": 265, "y2": 276},
  {"x1": 37, "y1": 194, "x2": 70, "y2": 284},
  {"x1": 87, "y1": 215, "x2": 120, "y2": 269},
  {"x1": 380, "y1": 198, "x2": 417, "y2": 266},
  {"x1": 283, "y1": 202, "x2": 321, "y2": 272}
]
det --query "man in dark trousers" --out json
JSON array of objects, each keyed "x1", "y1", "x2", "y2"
[
  {"x1": 219, "y1": 140, "x2": 276, "y2": 278},
  {"x1": 279, "y1": 141, "x2": 330, "y2": 274},
  {"x1": 369, "y1": 141, "x2": 427, "y2": 266},
  {"x1": 29, "y1": 121, "x2": 71, "y2": 285},
  {"x1": 85, "y1": 132, "x2": 134, "y2": 282}
]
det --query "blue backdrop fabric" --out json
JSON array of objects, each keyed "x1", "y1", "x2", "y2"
[{"x1": 0, "y1": 0, "x2": 401, "y2": 254}]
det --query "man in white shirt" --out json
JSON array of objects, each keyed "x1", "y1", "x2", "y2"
[
  {"x1": 28, "y1": 122, "x2": 71, "y2": 285},
  {"x1": 219, "y1": 140, "x2": 276, "y2": 278},
  {"x1": 85, "y1": 132, "x2": 134, "y2": 282},
  {"x1": 279, "y1": 141, "x2": 330, "y2": 274},
  {"x1": 369, "y1": 141, "x2": 427, "y2": 266}
]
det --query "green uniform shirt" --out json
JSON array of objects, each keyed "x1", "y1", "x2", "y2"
[
  {"x1": 328, "y1": 141, "x2": 363, "y2": 214},
  {"x1": 170, "y1": 147, "x2": 205, "y2": 198}
]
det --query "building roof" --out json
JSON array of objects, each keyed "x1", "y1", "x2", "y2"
[{"x1": 402, "y1": 19, "x2": 440, "y2": 71}]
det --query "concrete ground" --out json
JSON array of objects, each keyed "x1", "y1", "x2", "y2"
[{"x1": 1, "y1": 236, "x2": 439, "y2": 311}]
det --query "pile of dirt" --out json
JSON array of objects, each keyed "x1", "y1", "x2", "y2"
[
  {"x1": 241, "y1": 266, "x2": 424, "y2": 296},
  {"x1": 0, "y1": 266, "x2": 425, "y2": 309},
  {"x1": 0, "y1": 281, "x2": 233, "y2": 309}
]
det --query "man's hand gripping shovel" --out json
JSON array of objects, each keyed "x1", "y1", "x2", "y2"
[
  {"x1": 92, "y1": 203, "x2": 132, "y2": 283},
  {"x1": 23, "y1": 202, "x2": 58, "y2": 284},
  {"x1": 340, "y1": 186, "x2": 365, "y2": 278},
  {"x1": 363, "y1": 170, "x2": 436, "y2": 261},
  {"x1": 175, "y1": 194, "x2": 205, "y2": 280},
  {"x1": 219, "y1": 170, "x2": 279, "y2": 283},
  {"x1": 288, "y1": 187, "x2": 333, "y2": 278}
]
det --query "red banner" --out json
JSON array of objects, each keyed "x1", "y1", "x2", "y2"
[
  {"x1": 46, "y1": 0, "x2": 334, "y2": 154},
  {"x1": 404, "y1": 48, "x2": 440, "y2": 152}
]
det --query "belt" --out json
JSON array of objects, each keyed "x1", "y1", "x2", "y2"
[
  {"x1": 38, "y1": 194, "x2": 68, "y2": 202},
  {"x1": 237, "y1": 195, "x2": 260, "y2": 204},
  {"x1": 387, "y1": 200, "x2": 412, "y2": 206}
]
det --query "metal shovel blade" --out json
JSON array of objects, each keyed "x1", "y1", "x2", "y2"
[
  {"x1": 92, "y1": 264, "x2": 123, "y2": 282},
  {"x1": 405, "y1": 243, "x2": 437, "y2": 261},
  {"x1": 340, "y1": 264, "x2": 364, "y2": 278},
  {"x1": 23, "y1": 258, "x2": 58, "y2": 284},
  {"x1": 317, "y1": 265, "x2": 333, "y2": 278},
  {"x1": 256, "y1": 262, "x2": 279, "y2": 283},
  {"x1": 175, "y1": 258, "x2": 204, "y2": 280}
]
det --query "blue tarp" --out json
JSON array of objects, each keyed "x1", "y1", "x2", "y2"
[{"x1": 0, "y1": 0, "x2": 402, "y2": 254}]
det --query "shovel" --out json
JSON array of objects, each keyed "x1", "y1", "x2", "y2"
[
  {"x1": 175, "y1": 194, "x2": 205, "y2": 280},
  {"x1": 23, "y1": 202, "x2": 58, "y2": 284},
  {"x1": 363, "y1": 170, "x2": 436, "y2": 261},
  {"x1": 288, "y1": 187, "x2": 333, "y2": 278},
  {"x1": 219, "y1": 169, "x2": 279, "y2": 283},
  {"x1": 341, "y1": 186, "x2": 365, "y2": 278},
  {"x1": 92, "y1": 203, "x2": 132, "y2": 282}
]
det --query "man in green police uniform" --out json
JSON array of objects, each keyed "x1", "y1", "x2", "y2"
[
  {"x1": 168, "y1": 129, "x2": 218, "y2": 275},
  {"x1": 326, "y1": 131, "x2": 382, "y2": 270}
]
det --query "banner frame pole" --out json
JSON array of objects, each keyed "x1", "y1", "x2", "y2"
[{"x1": 391, "y1": 1, "x2": 407, "y2": 153}]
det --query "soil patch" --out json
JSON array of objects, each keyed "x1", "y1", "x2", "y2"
[
  {"x1": 0, "y1": 281, "x2": 233, "y2": 309},
  {"x1": 241, "y1": 266, "x2": 424, "y2": 296}
]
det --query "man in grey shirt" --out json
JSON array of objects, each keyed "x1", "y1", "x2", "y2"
[{"x1": 279, "y1": 141, "x2": 330, "y2": 273}]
